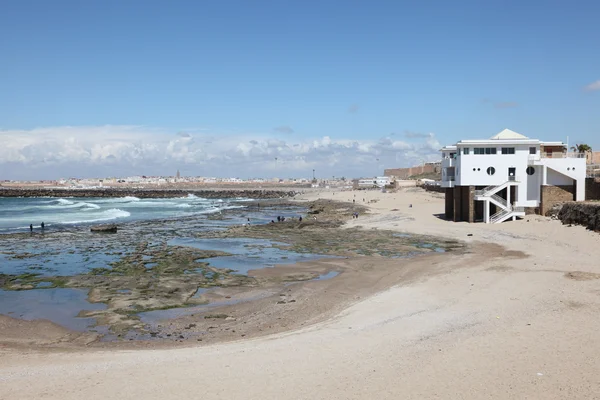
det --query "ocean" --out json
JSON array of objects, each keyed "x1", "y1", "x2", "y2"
[{"x1": 0, "y1": 195, "x2": 253, "y2": 233}]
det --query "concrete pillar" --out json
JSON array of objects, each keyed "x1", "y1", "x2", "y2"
[
  {"x1": 453, "y1": 186, "x2": 462, "y2": 222},
  {"x1": 484, "y1": 200, "x2": 490, "y2": 223},
  {"x1": 445, "y1": 188, "x2": 454, "y2": 220},
  {"x1": 467, "y1": 186, "x2": 475, "y2": 223}
]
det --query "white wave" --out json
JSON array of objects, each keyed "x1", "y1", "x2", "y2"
[
  {"x1": 61, "y1": 208, "x2": 131, "y2": 225},
  {"x1": 80, "y1": 202, "x2": 100, "y2": 209},
  {"x1": 57, "y1": 198, "x2": 75, "y2": 205},
  {"x1": 93, "y1": 196, "x2": 141, "y2": 203},
  {"x1": 45, "y1": 200, "x2": 100, "y2": 210},
  {"x1": 176, "y1": 204, "x2": 192, "y2": 208}
]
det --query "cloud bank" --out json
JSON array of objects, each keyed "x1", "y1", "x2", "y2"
[{"x1": 0, "y1": 126, "x2": 441, "y2": 180}]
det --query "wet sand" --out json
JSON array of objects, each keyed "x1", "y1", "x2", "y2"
[{"x1": 2, "y1": 187, "x2": 600, "y2": 399}]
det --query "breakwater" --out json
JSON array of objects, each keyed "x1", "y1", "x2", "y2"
[{"x1": 0, "y1": 188, "x2": 297, "y2": 199}]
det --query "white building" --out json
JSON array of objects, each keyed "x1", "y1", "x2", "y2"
[
  {"x1": 441, "y1": 129, "x2": 586, "y2": 223},
  {"x1": 357, "y1": 177, "x2": 390, "y2": 188}
]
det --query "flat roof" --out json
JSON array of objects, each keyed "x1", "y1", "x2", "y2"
[{"x1": 456, "y1": 139, "x2": 540, "y2": 145}]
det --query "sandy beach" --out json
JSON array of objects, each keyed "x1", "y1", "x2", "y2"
[{"x1": 2, "y1": 187, "x2": 600, "y2": 399}]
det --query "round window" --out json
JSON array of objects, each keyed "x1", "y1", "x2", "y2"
[
  {"x1": 486, "y1": 167, "x2": 495, "y2": 176},
  {"x1": 526, "y1": 167, "x2": 535, "y2": 175}
]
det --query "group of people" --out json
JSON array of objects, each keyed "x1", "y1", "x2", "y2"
[
  {"x1": 29, "y1": 222, "x2": 45, "y2": 232},
  {"x1": 269, "y1": 215, "x2": 303, "y2": 224},
  {"x1": 352, "y1": 212, "x2": 359, "y2": 219}
]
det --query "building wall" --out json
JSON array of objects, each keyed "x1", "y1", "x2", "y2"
[
  {"x1": 384, "y1": 164, "x2": 439, "y2": 179},
  {"x1": 540, "y1": 185, "x2": 575, "y2": 216}
]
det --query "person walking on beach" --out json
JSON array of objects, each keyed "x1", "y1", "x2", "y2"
[
  {"x1": 30, "y1": 224, "x2": 33, "y2": 232},
  {"x1": 41, "y1": 222, "x2": 45, "y2": 229}
]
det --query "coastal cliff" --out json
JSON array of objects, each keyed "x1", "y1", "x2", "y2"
[
  {"x1": 558, "y1": 202, "x2": 600, "y2": 231},
  {"x1": 0, "y1": 188, "x2": 297, "y2": 199}
]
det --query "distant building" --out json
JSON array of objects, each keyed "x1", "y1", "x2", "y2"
[{"x1": 176, "y1": 170, "x2": 181, "y2": 179}]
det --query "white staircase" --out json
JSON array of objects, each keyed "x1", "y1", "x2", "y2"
[{"x1": 474, "y1": 179, "x2": 525, "y2": 224}]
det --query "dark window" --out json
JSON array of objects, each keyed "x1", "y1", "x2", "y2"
[
  {"x1": 487, "y1": 167, "x2": 495, "y2": 175},
  {"x1": 463, "y1": 148, "x2": 470, "y2": 155},
  {"x1": 526, "y1": 167, "x2": 535, "y2": 176},
  {"x1": 529, "y1": 147, "x2": 536, "y2": 155},
  {"x1": 450, "y1": 152, "x2": 456, "y2": 159},
  {"x1": 502, "y1": 147, "x2": 515, "y2": 155}
]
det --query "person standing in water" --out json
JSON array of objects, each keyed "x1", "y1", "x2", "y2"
[
  {"x1": 30, "y1": 224, "x2": 33, "y2": 232},
  {"x1": 41, "y1": 222, "x2": 45, "y2": 229}
]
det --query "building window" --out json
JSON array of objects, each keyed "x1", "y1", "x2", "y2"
[
  {"x1": 526, "y1": 167, "x2": 535, "y2": 175},
  {"x1": 475, "y1": 147, "x2": 496, "y2": 155},
  {"x1": 501, "y1": 147, "x2": 515, "y2": 155},
  {"x1": 487, "y1": 167, "x2": 495, "y2": 175},
  {"x1": 463, "y1": 148, "x2": 470, "y2": 155},
  {"x1": 529, "y1": 147, "x2": 536, "y2": 155}
]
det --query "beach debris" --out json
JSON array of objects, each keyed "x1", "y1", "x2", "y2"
[
  {"x1": 467, "y1": 234, "x2": 473, "y2": 236},
  {"x1": 90, "y1": 224, "x2": 118, "y2": 233}
]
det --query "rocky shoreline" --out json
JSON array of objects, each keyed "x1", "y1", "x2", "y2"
[{"x1": 0, "y1": 188, "x2": 297, "y2": 199}]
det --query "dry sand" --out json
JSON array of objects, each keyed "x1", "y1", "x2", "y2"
[{"x1": 2, "y1": 187, "x2": 600, "y2": 399}]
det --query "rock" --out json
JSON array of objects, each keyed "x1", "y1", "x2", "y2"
[
  {"x1": 91, "y1": 224, "x2": 118, "y2": 233},
  {"x1": 558, "y1": 202, "x2": 600, "y2": 231}
]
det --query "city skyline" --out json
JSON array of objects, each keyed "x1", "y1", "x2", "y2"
[{"x1": 1, "y1": 1, "x2": 598, "y2": 180}]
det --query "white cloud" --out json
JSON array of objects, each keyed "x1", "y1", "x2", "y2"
[
  {"x1": 0, "y1": 126, "x2": 441, "y2": 179},
  {"x1": 584, "y1": 80, "x2": 600, "y2": 91}
]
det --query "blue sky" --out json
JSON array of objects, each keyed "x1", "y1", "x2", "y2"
[{"x1": 1, "y1": 0, "x2": 598, "y2": 179}]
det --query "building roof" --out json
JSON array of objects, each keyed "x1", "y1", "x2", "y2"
[{"x1": 489, "y1": 129, "x2": 529, "y2": 140}]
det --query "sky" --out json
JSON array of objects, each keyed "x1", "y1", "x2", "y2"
[{"x1": 1, "y1": 0, "x2": 599, "y2": 180}]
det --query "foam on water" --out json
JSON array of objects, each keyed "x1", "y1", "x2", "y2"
[{"x1": 0, "y1": 196, "x2": 252, "y2": 231}]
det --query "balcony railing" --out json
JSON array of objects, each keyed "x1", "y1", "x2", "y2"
[{"x1": 540, "y1": 152, "x2": 586, "y2": 159}]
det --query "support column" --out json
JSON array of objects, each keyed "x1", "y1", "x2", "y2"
[
  {"x1": 445, "y1": 188, "x2": 454, "y2": 220},
  {"x1": 484, "y1": 200, "x2": 490, "y2": 223},
  {"x1": 453, "y1": 186, "x2": 462, "y2": 222},
  {"x1": 467, "y1": 186, "x2": 475, "y2": 223}
]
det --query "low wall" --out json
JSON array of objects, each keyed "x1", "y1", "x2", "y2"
[
  {"x1": 540, "y1": 185, "x2": 575, "y2": 216},
  {"x1": 558, "y1": 202, "x2": 600, "y2": 231}
]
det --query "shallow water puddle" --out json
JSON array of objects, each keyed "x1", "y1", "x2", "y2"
[
  {"x1": 0, "y1": 288, "x2": 106, "y2": 331},
  {"x1": 170, "y1": 237, "x2": 333, "y2": 275}
]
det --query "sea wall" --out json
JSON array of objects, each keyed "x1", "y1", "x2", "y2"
[
  {"x1": 558, "y1": 202, "x2": 600, "y2": 231},
  {"x1": 0, "y1": 188, "x2": 297, "y2": 199}
]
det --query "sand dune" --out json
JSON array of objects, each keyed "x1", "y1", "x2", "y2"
[{"x1": 2, "y1": 188, "x2": 600, "y2": 399}]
